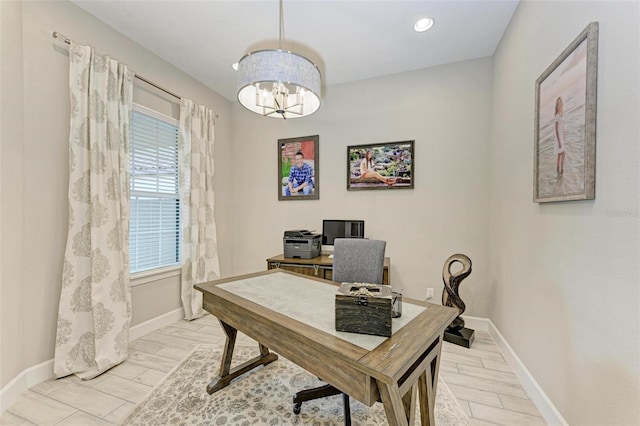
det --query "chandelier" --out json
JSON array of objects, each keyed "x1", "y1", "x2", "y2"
[{"x1": 236, "y1": 0, "x2": 321, "y2": 119}]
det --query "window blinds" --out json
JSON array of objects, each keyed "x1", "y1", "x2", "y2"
[{"x1": 129, "y1": 106, "x2": 180, "y2": 273}]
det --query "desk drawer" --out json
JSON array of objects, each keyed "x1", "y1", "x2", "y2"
[
  {"x1": 267, "y1": 262, "x2": 332, "y2": 279},
  {"x1": 266, "y1": 255, "x2": 390, "y2": 285}
]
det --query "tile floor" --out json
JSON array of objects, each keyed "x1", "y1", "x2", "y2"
[{"x1": 1, "y1": 314, "x2": 547, "y2": 425}]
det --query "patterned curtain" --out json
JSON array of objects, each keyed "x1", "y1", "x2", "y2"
[
  {"x1": 179, "y1": 100, "x2": 220, "y2": 320},
  {"x1": 54, "y1": 43, "x2": 133, "y2": 379}
]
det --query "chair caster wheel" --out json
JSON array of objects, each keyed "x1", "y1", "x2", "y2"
[{"x1": 293, "y1": 402, "x2": 302, "y2": 414}]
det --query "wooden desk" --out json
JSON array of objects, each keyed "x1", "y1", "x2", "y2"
[
  {"x1": 267, "y1": 253, "x2": 391, "y2": 284},
  {"x1": 196, "y1": 270, "x2": 456, "y2": 426}
]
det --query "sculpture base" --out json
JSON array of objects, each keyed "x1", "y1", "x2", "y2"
[{"x1": 444, "y1": 327, "x2": 475, "y2": 348}]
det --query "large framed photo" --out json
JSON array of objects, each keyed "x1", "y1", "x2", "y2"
[
  {"x1": 534, "y1": 22, "x2": 598, "y2": 203},
  {"x1": 347, "y1": 141, "x2": 414, "y2": 191},
  {"x1": 278, "y1": 135, "x2": 319, "y2": 201}
]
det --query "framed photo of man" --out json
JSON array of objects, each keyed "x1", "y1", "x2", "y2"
[
  {"x1": 278, "y1": 135, "x2": 319, "y2": 201},
  {"x1": 533, "y1": 22, "x2": 598, "y2": 203}
]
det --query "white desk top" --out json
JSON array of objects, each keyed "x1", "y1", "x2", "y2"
[{"x1": 219, "y1": 272, "x2": 426, "y2": 351}]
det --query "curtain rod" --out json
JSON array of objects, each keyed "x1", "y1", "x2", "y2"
[{"x1": 52, "y1": 31, "x2": 219, "y2": 119}]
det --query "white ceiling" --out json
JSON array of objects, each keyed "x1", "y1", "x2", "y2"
[{"x1": 72, "y1": 0, "x2": 519, "y2": 101}]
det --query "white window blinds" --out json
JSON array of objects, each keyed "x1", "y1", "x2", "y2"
[{"x1": 129, "y1": 104, "x2": 180, "y2": 273}]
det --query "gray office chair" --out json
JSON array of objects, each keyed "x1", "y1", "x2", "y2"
[{"x1": 293, "y1": 238, "x2": 386, "y2": 426}]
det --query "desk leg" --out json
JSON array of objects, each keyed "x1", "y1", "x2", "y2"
[
  {"x1": 418, "y1": 371, "x2": 434, "y2": 426},
  {"x1": 378, "y1": 380, "x2": 411, "y2": 426},
  {"x1": 218, "y1": 321, "x2": 237, "y2": 378},
  {"x1": 380, "y1": 335, "x2": 444, "y2": 426},
  {"x1": 206, "y1": 320, "x2": 278, "y2": 394},
  {"x1": 418, "y1": 337, "x2": 443, "y2": 426},
  {"x1": 402, "y1": 383, "x2": 418, "y2": 426}
]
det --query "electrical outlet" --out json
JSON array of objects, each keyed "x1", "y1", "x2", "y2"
[{"x1": 426, "y1": 288, "x2": 434, "y2": 299}]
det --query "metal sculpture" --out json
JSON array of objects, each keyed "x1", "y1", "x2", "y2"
[{"x1": 442, "y1": 254, "x2": 474, "y2": 347}]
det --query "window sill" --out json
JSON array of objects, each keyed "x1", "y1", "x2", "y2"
[{"x1": 131, "y1": 265, "x2": 181, "y2": 287}]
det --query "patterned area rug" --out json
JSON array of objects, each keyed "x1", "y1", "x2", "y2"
[{"x1": 121, "y1": 344, "x2": 470, "y2": 425}]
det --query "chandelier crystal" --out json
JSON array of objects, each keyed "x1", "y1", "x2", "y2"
[{"x1": 236, "y1": 1, "x2": 321, "y2": 119}]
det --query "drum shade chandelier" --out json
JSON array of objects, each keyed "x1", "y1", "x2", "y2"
[{"x1": 237, "y1": 0, "x2": 321, "y2": 119}]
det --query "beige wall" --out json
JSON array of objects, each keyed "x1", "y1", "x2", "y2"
[
  {"x1": 489, "y1": 1, "x2": 639, "y2": 425},
  {"x1": 0, "y1": 0, "x2": 233, "y2": 388},
  {"x1": 231, "y1": 57, "x2": 493, "y2": 312},
  {"x1": 0, "y1": 0, "x2": 27, "y2": 390}
]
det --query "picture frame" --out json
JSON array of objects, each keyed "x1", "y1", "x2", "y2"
[
  {"x1": 278, "y1": 135, "x2": 319, "y2": 201},
  {"x1": 533, "y1": 22, "x2": 598, "y2": 203},
  {"x1": 347, "y1": 140, "x2": 414, "y2": 191}
]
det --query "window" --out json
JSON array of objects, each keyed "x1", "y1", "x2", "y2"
[{"x1": 129, "y1": 104, "x2": 180, "y2": 274}]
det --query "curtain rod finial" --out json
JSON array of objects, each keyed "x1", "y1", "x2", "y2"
[{"x1": 53, "y1": 31, "x2": 70, "y2": 44}]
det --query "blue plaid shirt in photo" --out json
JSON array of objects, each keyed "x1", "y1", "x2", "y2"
[{"x1": 289, "y1": 163, "x2": 314, "y2": 187}]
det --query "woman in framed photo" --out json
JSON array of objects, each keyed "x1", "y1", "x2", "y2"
[{"x1": 360, "y1": 151, "x2": 397, "y2": 186}]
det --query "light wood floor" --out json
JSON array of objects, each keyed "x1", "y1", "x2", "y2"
[{"x1": 1, "y1": 314, "x2": 546, "y2": 425}]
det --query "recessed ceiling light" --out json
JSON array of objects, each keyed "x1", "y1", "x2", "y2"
[
  {"x1": 231, "y1": 62, "x2": 239, "y2": 71},
  {"x1": 414, "y1": 17, "x2": 434, "y2": 33}
]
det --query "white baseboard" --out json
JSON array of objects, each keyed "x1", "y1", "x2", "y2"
[
  {"x1": 462, "y1": 315, "x2": 568, "y2": 426},
  {"x1": 459, "y1": 315, "x2": 489, "y2": 332},
  {"x1": 0, "y1": 307, "x2": 184, "y2": 414},
  {"x1": 0, "y1": 358, "x2": 54, "y2": 413},
  {"x1": 129, "y1": 307, "x2": 184, "y2": 341}
]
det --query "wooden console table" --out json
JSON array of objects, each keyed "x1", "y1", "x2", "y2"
[{"x1": 267, "y1": 253, "x2": 390, "y2": 284}]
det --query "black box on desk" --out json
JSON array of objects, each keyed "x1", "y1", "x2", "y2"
[{"x1": 335, "y1": 283, "x2": 392, "y2": 337}]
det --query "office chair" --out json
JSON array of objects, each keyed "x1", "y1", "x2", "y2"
[{"x1": 292, "y1": 238, "x2": 387, "y2": 426}]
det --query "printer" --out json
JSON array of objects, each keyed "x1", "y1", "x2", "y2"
[{"x1": 283, "y1": 230, "x2": 321, "y2": 259}]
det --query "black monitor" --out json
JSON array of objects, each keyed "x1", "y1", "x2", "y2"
[{"x1": 322, "y1": 220, "x2": 365, "y2": 249}]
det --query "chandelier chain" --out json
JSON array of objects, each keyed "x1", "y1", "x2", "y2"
[{"x1": 279, "y1": 0, "x2": 285, "y2": 50}]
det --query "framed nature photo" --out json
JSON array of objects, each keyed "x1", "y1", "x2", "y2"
[
  {"x1": 533, "y1": 22, "x2": 598, "y2": 203},
  {"x1": 278, "y1": 135, "x2": 319, "y2": 201},
  {"x1": 347, "y1": 141, "x2": 414, "y2": 191}
]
